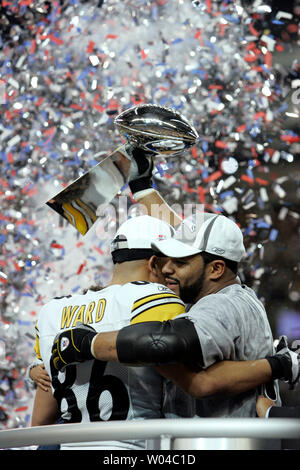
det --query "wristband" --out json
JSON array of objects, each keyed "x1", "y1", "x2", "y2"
[
  {"x1": 265, "y1": 406, "x2": 273, "y2": 418},
  {"x1": 90, "y1": 334, "x2": 99, "y2": 358},
  {"x1": 128, "y1": 177, "x2": 154, "y2": 196},
  {"x1": 266, "y1": 355, "x2": 287, "y2": 380},
  {"x1": 131, "y1": 187, "x2": 157, "y2": 201}
]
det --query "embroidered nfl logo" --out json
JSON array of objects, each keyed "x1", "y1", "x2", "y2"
[{"x1": 60, "y1": 337, "x2": 69, "y2": 351}]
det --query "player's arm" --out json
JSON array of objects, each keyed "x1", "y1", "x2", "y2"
[
  {"x1": 136, "y1": 188, "x2": 182, "y2": 228},
  {"x1": 31, "y1": 387, "x2": 60, "y2": 426},
  {"x1": 127, "y1": 148, "x2": 182, "y2": 228},
  {"x1": 257, "y1": 398, "x2": 300, "y2": 419},
  {"x1": 51, "y1": 320, "x2": 299, "y2": 398},
  {"x1": 29, "y1": 324, "x2": 52, "y2": 392},
  {"x1": 92, "y1": 326, "x2": 274, "y2": 398},
  {"x1": 156, "y1": 360, "x2": 273, "y2": 398}
]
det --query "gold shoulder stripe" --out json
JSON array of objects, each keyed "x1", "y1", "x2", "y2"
[
  {"x1": 131, "y1": 301, "x2": 185, "y2": 324},
  {"x1": 132, "y1": 292, "x2": 182, "y2": 313},
  {"x1": 75, "y1": 198, "x2": 97, "y2": 222},
  {"x1": 62, "y1": 202, "x2": 88, "y2": 235},
  {"x1": 34, "y1": 336, "x2": 42, "y2": 360}
]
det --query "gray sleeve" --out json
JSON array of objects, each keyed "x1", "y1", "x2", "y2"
[{"x1": 185, "y1": 296, "x2": 240, "y2": 368}]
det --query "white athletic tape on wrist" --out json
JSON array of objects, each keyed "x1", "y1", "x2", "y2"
[
  {"x1": 133, "y1": 188, "x2": 157, "y2": 200},
  {"x1": 90, "y1": 334, "x2": 99, "y2": 358},
  {"x1": 115, "y1": 144, "x2": 132, "y2": 160}
]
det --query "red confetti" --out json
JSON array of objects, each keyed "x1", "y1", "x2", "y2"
[
  {"x1": 280, "y1": 135, "x2": 300, "y2": 143},
  {"x1": 197, "y1": 186, "x2": 206, "y2": 203},
  {"x1": 255, "y1": 177, "x2": 269, "y2": 186},
  {"x1": 13, "y1": 262, "x2": 22, "y2": 272},
  {"x1": 204, "y1": 170, "x2": 223, "y2": 182},
  {"x1": 191, "y1": 147, "x2": 198, "y2": 158},
  {"x1": 215, "y1": 140, "x2": 227, "y2": 149},
  {"x1": 219, "y1": 23, "x2": 228, "y2": 37},
  {"x1": 70, "y1": 103, "x2": 84, "y2": 110},
  {"x1": 77, "y1": 261, "x2": 87, "y2": 275},
  {"x1": 254, "y1": 111, "x2": 267, "y2": 121},
  {"x1": 87, "y1": 41, "x2": 95, "y2": 53},
  {"x1": 48, "y1": 34, "x2": 64, "y2": 45},
  {"x1": 241, "y1": 174, "x2": 254, "y2": 185},
  {"x1": 94, "y1": 246, "x2": 104, "y2": 255},
  {"x1": 206, "y1": 0, "x2": 212, "y2": 13},
  {"x1": 35, "y1": 97, "x2": 44, "y2": 107},
  {"x1": 51, "y1": 243, "x2": 64, "y2": 249},
  {"x1": 244, "y1": 53, "x2": 258, "y2": 63},
  {"x1": 264, "y1": 51, "x2": 272, "y2": 68},
  {"x1": 14, "y1": 406, "x2": 28, "y2": 412},
  {"x1": 30, "y1": 39, "x2": 36, "y2": 54},
  {"x1": 195, "y1": 29, "x2": 205, "y2": 47},
  {"x1": 248, "y1": 22, "x2": 259, "y2": 37},
  {"x1": 105, "y1": 34, "x2": 118, "y2": 40}
]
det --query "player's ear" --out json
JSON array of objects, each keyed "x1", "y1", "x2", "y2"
[
  {"x1": 148, "y1": 255, "x2": 159, "y2": 275},
  {"x1": 208, "y1": 259, "x2": 226, "y2": 280}
]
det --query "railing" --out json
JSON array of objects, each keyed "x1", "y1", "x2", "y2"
[{"x1": 0, "y1": 418, "x2": 300, "y2": 450}]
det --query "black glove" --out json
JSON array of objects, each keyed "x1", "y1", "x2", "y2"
[
  {"x1": 51, "y1": 323, "x2": 97, "y2": 371},
  {"x1": 266, "y1": 335, "x2": 300, "y2": 390},
  {"x1": 127, "y1": 147, "x2": 155, "y2": 195}
]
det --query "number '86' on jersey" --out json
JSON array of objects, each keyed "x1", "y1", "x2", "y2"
[{"x1": 34, "y1": 282, "x2": 186, "y2": 449}]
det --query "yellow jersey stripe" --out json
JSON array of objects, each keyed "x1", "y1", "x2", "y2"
[
  {"x1": 62, "y1": 203, "x2": 88, "y2": 235},
  {"x1": 132, "y1": 292, "x2": 182, "y2": 312},
  {"x1": 34, "y1": 336, "x2": 42, "y2": 360},
  {"x1": 75, "y1": 198, "x2": 97, "y2": 222},
  {"x1": 130, "y1": 302, "x2": 185, "y2": 324}
]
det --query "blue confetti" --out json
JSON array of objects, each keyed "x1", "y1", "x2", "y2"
[
  {"x1": 223, "y1": 14, "x2": 240, "y2": 24},
  {"x1": 220, "y1": 191, "x2": 234, "y2": 200},
  {"x1": 72, "y1": 285, "x2": 81, "y2": 292},
  {"x1": 256, "y1": 220, "x2": 270, "y2": 229},
  {"x1": 171, "y1": 38, "x2": 184, "y2": 45},
  {"x1": 269, "y1": 229, "x2": 278, "y2": 241}
]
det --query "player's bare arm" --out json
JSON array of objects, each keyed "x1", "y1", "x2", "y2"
[
  {"x1": 31, "y1": 387, "x2": 60, "y2": 426},
  {"x1": 155, "y1": 361, "x2": 273, "y2": 398},
  {"x1": 51, "y1": 322, "x2": 299, "y2": 397},
  {"x1": 135, "y1": 189, "x2": 183, "y2": 228}
]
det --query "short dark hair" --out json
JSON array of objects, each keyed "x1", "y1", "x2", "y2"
[
  {"x1": 112, "y1": 248, "x2": 155, "y2": 264},
  {"x1": 200, "y1": 251, "x2": 238, "y2": 275}
]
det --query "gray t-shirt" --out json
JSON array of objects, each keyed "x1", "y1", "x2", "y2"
[{"x1": 165, "y1": 283, "x2": 279, "y2": 418}]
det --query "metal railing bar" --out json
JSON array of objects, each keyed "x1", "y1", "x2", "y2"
[{"x1": 0, "y1": 418, "x2": 299, "y2": 449}]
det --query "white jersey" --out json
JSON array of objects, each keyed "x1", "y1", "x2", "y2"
[{"x1": 35, "y1": 281, "x2": 186, "y2": 450}]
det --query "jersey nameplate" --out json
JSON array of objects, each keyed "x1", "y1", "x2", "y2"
[{"x1": 61, "y1": 298, "x2": 106, "y2": 329}]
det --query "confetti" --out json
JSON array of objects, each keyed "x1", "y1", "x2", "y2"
[{"x1": 0, "y1": 0, "x2": 299, "y2": 431}]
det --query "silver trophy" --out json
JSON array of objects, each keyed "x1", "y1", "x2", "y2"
[{"x1": 46, "y1": 104, "x2": 198, "y2": 235}]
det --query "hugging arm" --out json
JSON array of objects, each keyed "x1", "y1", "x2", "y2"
[{"x1": 51, "y1": 321, "x2": 300, "y2": 399}]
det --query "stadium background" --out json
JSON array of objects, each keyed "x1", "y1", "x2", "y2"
[{"x1": 0, "y1": 0, "x2": 299, "y2": 431}]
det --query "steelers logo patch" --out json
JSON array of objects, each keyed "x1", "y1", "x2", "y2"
[{"x1": 60, "y1": 337, "x2": 70, "y2": 351}]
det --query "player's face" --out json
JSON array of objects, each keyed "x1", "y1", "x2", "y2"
[{"x1": 161, "y1": 254, "x2": 206, "y2": 303}]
